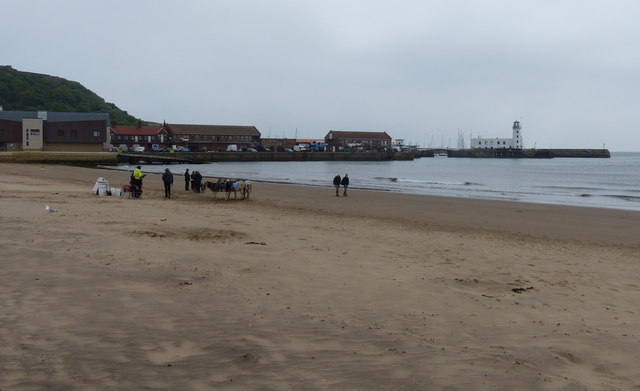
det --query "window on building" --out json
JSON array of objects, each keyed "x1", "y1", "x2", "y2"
[
  {"x1": 93, "y1": 130, "x2": 101, "y2": 137},
  {"x1": 57, "y1": 129, "x2": 65, "y2": 137},
  {"x1": 70, "y1": 130, "x2": 78, "y2": 137}
]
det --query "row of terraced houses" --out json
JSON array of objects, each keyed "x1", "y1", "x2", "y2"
[{"x1": 0, "y1": 110, "x2": 393, "y2": 152}]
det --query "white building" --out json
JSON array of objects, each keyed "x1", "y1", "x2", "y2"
[{"x1": 471, "y1": 121, "x2": 523, "y2": 149}]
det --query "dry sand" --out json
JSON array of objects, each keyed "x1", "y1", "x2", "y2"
[{"x1": 1, "y1": 163, "x2": 639, "y2": 390}]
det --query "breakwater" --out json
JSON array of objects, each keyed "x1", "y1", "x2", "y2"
[{"x1": 426, "y1": 148, "x2": 610, "y2": 159}]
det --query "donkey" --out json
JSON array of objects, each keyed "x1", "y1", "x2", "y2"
[
  {"x1": 204, "y1": 178, "x2": 227, "y2": 199},
  {"x1": 226, "y1": 179, "x2": 252, "y2": 200}
]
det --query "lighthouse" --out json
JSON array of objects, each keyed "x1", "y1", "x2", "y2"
[
  {"x1": 512, "y1": 121, "x2": 523, "y2": 149},
  {"x1": 470, "y1": 121, "x2": 525, "y2": 149}
]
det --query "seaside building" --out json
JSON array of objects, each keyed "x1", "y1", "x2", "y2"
[
  {"x1": 324, "y1": 130, "x2": 392, "y2": 152},
  {"x1": 261, "y1": 138, "x2": 296, "y2": 152},
  {"x1": 110, "y1": 125, "x2": 170, "y2": 150},
  {"x1": 0, "y1": 110, "x2": 110, "y2": 152},
  {"x1": 163, "y1": 123, "x2": 261, "y2": 152},
  {"x1": 471, "y1": 121, "x2": 523, "y2": 149}
]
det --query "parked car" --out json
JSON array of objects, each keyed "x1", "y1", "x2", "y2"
[
  {"x1": 151, "y1": 144, "x2": 161, "y2": 152},
  {"x1": 118, "y1": 144, "x2": 129, "y2": 152},
  {"x1": 108, "y1": 146, "x2": 119, "y2": 152},
  {"x1": 176, "y1": 146, "x2": 189, "y2": 152},
  {"x1": 133, "y1": 146, "x2": 145, "y2": 152},
  {"x1": 284, "y1": 148, "x2": 293, "y2": 152}
]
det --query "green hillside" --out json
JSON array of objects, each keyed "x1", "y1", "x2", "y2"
[{"x1": 0, "y1": 65, "x2": 142, "y2": 126}]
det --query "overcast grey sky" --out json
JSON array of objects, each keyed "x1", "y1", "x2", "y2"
[{"x1": 4, "y1": 0, "x2": 640, "y2": 150}]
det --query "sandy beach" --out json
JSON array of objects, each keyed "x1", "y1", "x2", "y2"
[{"x1": 1, "y1": 162, "x2": 639, "y2": 390}]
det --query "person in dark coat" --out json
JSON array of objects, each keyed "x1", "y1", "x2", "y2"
[
  {"x1": 193, "y1": 171, "x2": 202, "y2": 193},
  {"x1": 130, "y1": 173, "x2": 136, "y2": 198},
  {"x1": 162, "y1": 168, "x2": 174, "y2": 199},
  {"x1": 340, "y1": 173, "x2": 349, "y2": 196},
  {"x1": 184, "y1": 169, "x2": 190, "y2": 191},
  {"x1": 333, "y1": 174, "x2": 341, "y2": 197}
]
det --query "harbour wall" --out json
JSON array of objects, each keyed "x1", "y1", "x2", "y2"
[
  {"x1": 0, "y1": 151, "x2": 118, "y2": 165},
  {"x1": 547, "y1": 149, "x2": 611, "y2": 158},
  {"x1": 439, "y1": 148, "x2": 610, "y2": 159},
  {"x1": 0, "y1": 148, "x2": 610, "y2": 166},
  {"x1": 117, "y1": 151, "x2": 415, "y2": 164}
]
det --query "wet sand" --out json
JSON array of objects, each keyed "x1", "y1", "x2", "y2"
[{"x1": 1, "y1": 163, "x2": 639, "y2": 390}]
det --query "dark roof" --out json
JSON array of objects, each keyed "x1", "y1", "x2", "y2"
[
  {"x1": 325, "y1": 130, "x2": 392, "y2": 140},
  {"x1": 111, "y1": 125, "x2": 166, "y2": 136},
  {"x1": 166, "y1": 124, "x2": 260, "y2": 136},
  {"x1": 0, "y1": 110, "x2": 109, "y2": 124}
]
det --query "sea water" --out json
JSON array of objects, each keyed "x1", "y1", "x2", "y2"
[{"x1": 113, "y1": 152, "x2": 640, "y2": 211}]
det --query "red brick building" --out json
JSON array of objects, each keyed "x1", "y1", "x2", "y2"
[
  {"x1": 110, "y1": 125, "x2": 170, "y2": 150},
  {"x1": 164, "y1": 124, "x2": 261, "y2": 152},
  {"x1": 111, "y1": 123, "x2": 261, "y2": 152},
  {"x1": 261, "y1": 138, "x2": 296, "y2": 152},
  {"x1": 324, "y1": 130, "x2": 392, "y2": 152}
]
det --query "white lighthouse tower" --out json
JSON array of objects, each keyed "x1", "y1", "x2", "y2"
[{"x1": 512, "y1": 121, "x2": 523, "y2": 149}]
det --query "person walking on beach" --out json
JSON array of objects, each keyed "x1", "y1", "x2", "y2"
[
  {"x1": 341, "y1": 173, "x2": 349, "y2": 197},
  {"x1": 162, "y1": 168, "x2": 174, "y2": 199},
  {"x1": 333, "y1": 174, "x2": 341, "y2": 197},
  {"x1": 184, "y1": 168, "x2": 190, "y2": 191}
]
